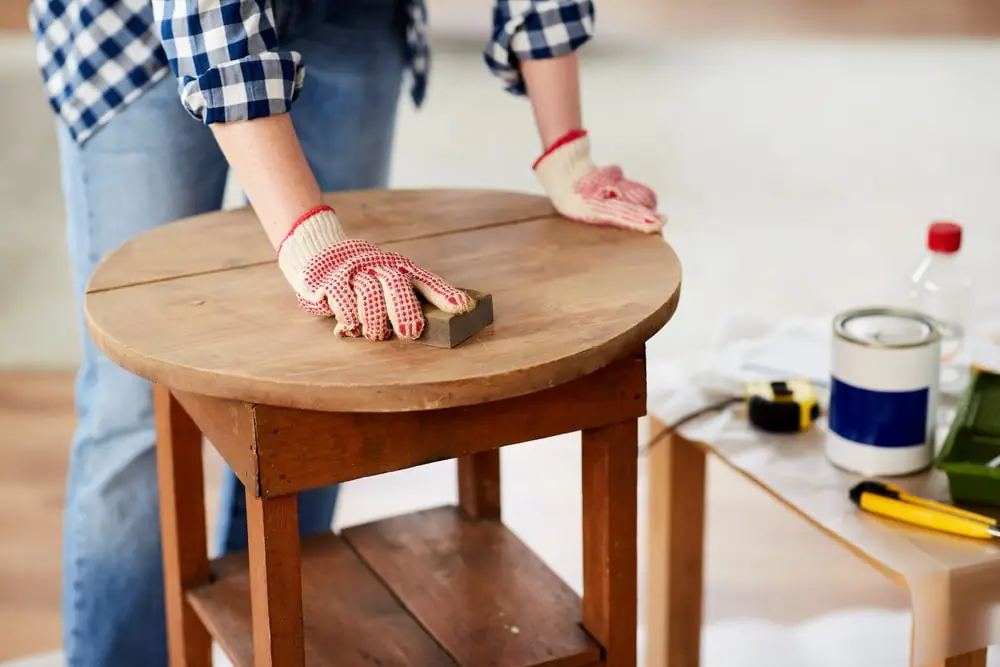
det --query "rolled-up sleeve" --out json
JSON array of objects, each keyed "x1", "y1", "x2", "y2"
[
  {"x1": 152, "y1": 0, "x2": 304, "y2": 124},
  {"x1": 484, "y1": 0, "x2": 595, "y2": 95}
]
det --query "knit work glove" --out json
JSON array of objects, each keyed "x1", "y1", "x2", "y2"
[
  {"x1": 277, "y1": 206, "x2": 475, "y2": 341},
  {"x1": 533, "y1": 129, "x2": 665, "y2": 234}
]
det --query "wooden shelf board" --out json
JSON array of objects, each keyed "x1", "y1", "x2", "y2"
[
  {"x1": 188, "y1": 533, "x2": 455, "y2": 667},
  {"x1": 343, "y1": 506, "x2": 602, "y2": 667},
  {"x1": 187, "y1": 506, "x2": 602, "y2": 667}
]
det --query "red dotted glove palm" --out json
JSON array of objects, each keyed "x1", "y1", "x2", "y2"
[
  {"x1": 533, "y1": 129, "x2": 665, "y2": 234},
  {"x1": 278, "y1": 206, "x2": 475, "y2": 341}
]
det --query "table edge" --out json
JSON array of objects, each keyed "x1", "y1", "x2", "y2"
[
  {"x1": 86, "y1": 285, "x2": 680, "y2": 412},
  {"x1": 84, "y1": 186, "x2": 682, "y2": 412},
  {"x1": 663, "y1": 424, "x2": 910, "y2": 590}
]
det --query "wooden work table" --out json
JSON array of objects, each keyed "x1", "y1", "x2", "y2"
[{"x1": 85, "y1": 188, "x2": 682, "y2": 667}]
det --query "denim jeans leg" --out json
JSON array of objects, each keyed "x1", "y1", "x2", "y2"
[
  {"x1": 213, "y1": 0, "x2": 407, "y2": 555},
  {"x1": 290, "y1": 0, "x2": 406, "y2": 190},
  {"x1": 58, "y1": 76, "x2": 229, "y2": 667}
]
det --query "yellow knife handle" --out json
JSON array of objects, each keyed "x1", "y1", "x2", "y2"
[
  {"x1": 860, "y1": 493, "x2": 995, "y2": 540},
  {"x1": 882, "y1": 483, "x2": 997, "y2": 526}
]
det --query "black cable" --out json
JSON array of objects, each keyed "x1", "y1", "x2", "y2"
[{"x1": 638, "y1": 396, "x2": 743, "y2": 458}]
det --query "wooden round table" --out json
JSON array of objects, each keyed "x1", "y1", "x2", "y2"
[{"x1": 85, "y1": 189, "x2": 682, "y2": 667}]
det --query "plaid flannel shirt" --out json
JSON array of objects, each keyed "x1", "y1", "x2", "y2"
[{"x1": 30, "y1": 0, "x2": 595, "y2": 146}]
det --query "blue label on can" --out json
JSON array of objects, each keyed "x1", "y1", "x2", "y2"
[{"x1": 828, "y1": 377, "x2": 929, "y2": 448}]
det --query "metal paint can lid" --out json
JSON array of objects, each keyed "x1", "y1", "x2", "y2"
[{"x1": 833, "y1": 307, "x2": 941, "y2": 349}]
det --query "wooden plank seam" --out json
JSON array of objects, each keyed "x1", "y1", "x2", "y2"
[
  {"x1": 84, "y1": 211, "x2": 554, "y2": 295},
  {"x1": 249, "y1": 405, "x2": 264, "y2": 499},
  {"x1": 339, "y1": 536, "x2": 465, "y2": 667}
]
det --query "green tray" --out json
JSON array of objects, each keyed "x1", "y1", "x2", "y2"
[{"x1": 935, "y1": 369, "x2": 1000, "y2": 506}]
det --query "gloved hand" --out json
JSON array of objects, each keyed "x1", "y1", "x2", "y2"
[
  {"x1": 533, "y1": 129, "x2": 665, "y2": 234},
  {"x1": 278, "y1": 206, "x2": 475, "y2": 341}
]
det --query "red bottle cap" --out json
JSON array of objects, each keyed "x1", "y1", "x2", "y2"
[{"x1": 928, "y1": 221, "x2": 962, "y2": 253}]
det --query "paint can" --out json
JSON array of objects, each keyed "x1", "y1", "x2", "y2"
[{"x1": 826, "y1": 307, "x2": 941, "y2": 476}]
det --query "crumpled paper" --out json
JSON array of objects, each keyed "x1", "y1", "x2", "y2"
[{"x1": 647, "y1": 311, "x2": 833, "y2": 430}]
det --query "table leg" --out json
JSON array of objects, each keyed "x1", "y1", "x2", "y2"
[
  {"x1": 922, "y1": 649, "x2": 989, "y2": 667},
  {"x1": 457, "y1": 450, "x2": 501, "y2": 520},
  {"x1": 245, "y1": 491, "x2": 305, "y2": 667},
  {"x1": 154, "y1": 385, "x2": 212, "y2": 667},
  {"x1": 645, "y1": 418, "x2": 706, "y2": 667},
  {"x1": 582, "y1": 419, "x2": 639, "y2": 667}
]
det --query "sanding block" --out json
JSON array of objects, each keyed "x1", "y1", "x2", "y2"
[{"x1": 414, "y1": 289, "x2": 494, "y2": 348}]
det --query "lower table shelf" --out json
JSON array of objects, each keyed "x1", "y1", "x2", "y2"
[{"x1": 187, "y1": 505, "x2": 603, "y2": 667}]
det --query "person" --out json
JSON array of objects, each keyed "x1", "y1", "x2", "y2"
[{"x1": 29, "y1": 0, "x2": 665, "y2": 663}]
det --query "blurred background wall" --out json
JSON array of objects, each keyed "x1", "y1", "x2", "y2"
[
  {"x1": 426, "y1": 0, "x2": 1000, "y2": 37},
  {"x1": 9, "y1": 0, "x2": 1000, "y2": 36}
]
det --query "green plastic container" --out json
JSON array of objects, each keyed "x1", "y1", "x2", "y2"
[{"x1": 935, "y1": 369, "x2": 1000, "y2": 506}]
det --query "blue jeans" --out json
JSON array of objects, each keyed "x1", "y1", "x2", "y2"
[{"x1": 55, "y1": 1, "x2": 406, "y2": 665}]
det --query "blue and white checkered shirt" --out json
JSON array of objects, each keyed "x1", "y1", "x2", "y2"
[{"x1": 30, "y1": 0, "x2": 595, "y2": 145}]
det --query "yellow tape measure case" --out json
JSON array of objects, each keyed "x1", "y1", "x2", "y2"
[{"x1": 746, "y1": 380, "x2": 819, "y2": 433}]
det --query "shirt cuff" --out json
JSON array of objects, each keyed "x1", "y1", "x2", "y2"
[
  {"x1": 484, "y1": 0, "x2": 595, "y2": 95},
  {"x1": 178, "y1": 50, "x2": 306, "y2": 124}
]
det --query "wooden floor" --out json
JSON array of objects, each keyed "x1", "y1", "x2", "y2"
[
  {"x1": 0, "y1": 372, "x2": 228, "y2": 660},
  {"x1": 0, "y1": 372, "x2": 74, "y2": 659}
]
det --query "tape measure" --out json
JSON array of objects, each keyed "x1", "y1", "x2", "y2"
[
  {"x1": 746, "y1": 379, "x2": 819, "y2": 433},
  {"x1": 637, "y1": 379, "x2": 822, "y2": 457}
]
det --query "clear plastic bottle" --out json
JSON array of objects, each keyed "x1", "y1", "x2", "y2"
[{"x1": 904, "y1": 221, "x2": 974, "y2": 392}]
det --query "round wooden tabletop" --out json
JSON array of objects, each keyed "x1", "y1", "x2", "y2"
[{"x1": 85, "y1": 189, "x2": 682, "y2": 412}]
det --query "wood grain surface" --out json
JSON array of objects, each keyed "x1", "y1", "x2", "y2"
[
  {"x1": 645, "y1": 430, "x2": 707, "y2": 667},
  {"x1": 2, "y1": 371, "x2": 918, "y2": 663},
  {"x1": 245, "y1": 492, "x2": 304, "y2": 667},
  {"x1": 84, "y1": 189, "x2": 681, "y2": 412},
  {"x1": 581, "y1": 421, "x2": 639, "y2": 667},
  {"x1": 457, "y1": 450, "x2": 502, "y2": 520},
  {"x1": 934, "y1": 649, "x2": 989, "y2": 667},
  {"x1": 644, "y1": 418, "x2": 1000, "y2": 667},
  {"x1": 154, "y1": 386, "x2": 212, "y2": 667},
  {"x1": 187, "y1": 534, "x2": 457, "y2": 667},
  {"x1": 85, "y1": 190, "x2": 556, "y2": 293},
  {"x1": 248, "y1": 351, "x2": 644, "y2": 496},
  {"x1": 168, "y1": 353, "x2": 646, "y2": 500},
  {"x1": 342, "y1": 506, "x2": 602, "y2": 667},
  {"x1": 173, "y1": 351, "x2": 643, "y2": 499}
]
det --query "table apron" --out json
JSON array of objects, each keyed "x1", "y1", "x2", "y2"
[{"x1": 172, "y1": 350, "x2": 647, "y2": 498}]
